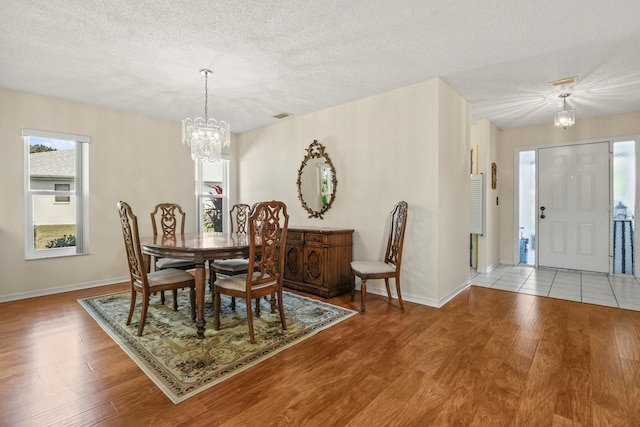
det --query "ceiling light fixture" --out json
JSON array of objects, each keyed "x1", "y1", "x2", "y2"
[
  {"x1": 549, "y1": 76, "x2": 578, "y2": 87},
  {"x1": 182, "y1": 68, "x2": 230, "y2": 162},
  {"x1": 554, "y1": 93, "x2": 575, "y2": 129}
]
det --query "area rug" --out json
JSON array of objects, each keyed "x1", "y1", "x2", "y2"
[{"x1": 78, "y1": 290, "x2": 356, "y2": 404}]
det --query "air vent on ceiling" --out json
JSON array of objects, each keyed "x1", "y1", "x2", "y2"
[{"x1": 273, "y1": 112, "x2": 292, "y2": 119}]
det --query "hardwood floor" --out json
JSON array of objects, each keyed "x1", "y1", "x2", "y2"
[{"x1": 2, "y1": 283, "x2": 640, "y2": 426}]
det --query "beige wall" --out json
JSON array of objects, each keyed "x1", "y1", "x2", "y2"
[
  {"x1": 436, "y1": 81, "x2": 472, "y2": 300},
  {"x1": 498, "y1": 112, "x2": 640, "y2": 264},
  {"x1": 237, "y1": 78, "x2": 470, "y2": 306},
  {"x1": 470, "y1": 119, "x2": 500, "y2": 272},
  {"x1": 0, "y1": 88, "x2": 197, "y2": 300},
  {"x1": 1, "y1": 78, "x2": 471, "y2": 307}
]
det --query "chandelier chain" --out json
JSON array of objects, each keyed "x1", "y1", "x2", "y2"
[{"x1": 203, "y1": 71, "x2": 208, "y2": 121}]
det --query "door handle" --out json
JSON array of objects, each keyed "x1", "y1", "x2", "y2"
[{"x1": 540, "y1": 206, "x2": 545, "y2": 219}]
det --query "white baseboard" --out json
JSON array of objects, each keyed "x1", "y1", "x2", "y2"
[
  {"x1": 357, "y1": 279, "x2": 472, "y2": 309},
  {"x1": 0, "y1": 276, "x2": 129, "y2": 303},
  {"x1": 436, "y1": 280, "x2": 472, "y2": 307},
  {"x1": 6, "y1": 275, "x2": 472, "y2": 310},
  {"x1": 481, "y1": 261, "x2": 501, "y2": 274}
]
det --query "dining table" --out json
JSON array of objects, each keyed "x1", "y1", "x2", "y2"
[{"x1": 140, "y1": 232, "x2": 255, "y2": 339}]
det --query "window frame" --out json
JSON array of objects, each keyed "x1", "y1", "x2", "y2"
[
  {"x1": 23, "y1": 129, "x2": 90, "y2": 259},
  {"x1": 54, "y1": 183, "x2": 71, "y2": 203},
  {"x1": 195, "y1": 156, "x2": 229, "y2": 234}
]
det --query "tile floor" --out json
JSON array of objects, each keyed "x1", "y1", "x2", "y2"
[{"x1": 470, "y1": 265, "x2": 640, "y2": 311}]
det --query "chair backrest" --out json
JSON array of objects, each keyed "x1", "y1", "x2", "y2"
[
  {"x1": 230, "y1": 203, "x2": 252, "y2": 233},
  {"x1": 150, "y1": 203, "x2": 187, "y2": 236},
  {"x1": 117, "y1": 201, "x2": 149, "y2": 289},
  {"x1": 384, "y1": 201, "x2": 408, "y2": 269},
  {"x1": 246, "y1": 201, "x2": 289, "y2": 291}
]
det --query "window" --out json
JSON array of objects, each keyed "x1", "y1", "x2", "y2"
[
  {"x1": 54, "y1": 183, "x2": 71, "y2": 203},
  {"x1": 613, "y1": 140, "x2": 636, "y2": 274},
  {"x1": 23, "y1": 129, "x2": 90, "y2": 259},
  {"x1": 196, "y1": 157, "x2": 229, "y2": 233},
  {"x1": 517, "y1": 150, "x2": 536, "y2": 265}
]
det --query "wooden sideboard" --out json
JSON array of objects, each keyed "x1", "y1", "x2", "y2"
[{"x1": 283, "y1": 227, "x2": 354, "y2": 298}]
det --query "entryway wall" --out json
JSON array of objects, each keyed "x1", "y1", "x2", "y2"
[
  {"x1": 497, "y1": 111, "x2": 640, "y2": 271},
  {"x1": 470, "y1": 119, "x2": 500, "y2": 273}
]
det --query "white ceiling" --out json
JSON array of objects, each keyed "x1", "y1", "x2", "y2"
[{"x1": 2, "y1": 0, "x2": 640, "y2": 133}]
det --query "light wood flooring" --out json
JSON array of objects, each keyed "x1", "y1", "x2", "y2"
[{"x1": 2, "y1": 282, "x2": 640, "y2": 426}]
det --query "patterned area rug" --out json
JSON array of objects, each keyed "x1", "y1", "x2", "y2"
[{"x1": 78, "y1": 290, "x2": 356, "y2": 403}]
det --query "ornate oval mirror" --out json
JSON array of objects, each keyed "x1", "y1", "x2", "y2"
[{"x1": 296, "y1": 140, "x2": 337, "y2": 219}]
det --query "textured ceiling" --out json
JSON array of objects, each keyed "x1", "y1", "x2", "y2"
[{"x1": 2, "y1": 0, "x2": 640, "y2": 133}]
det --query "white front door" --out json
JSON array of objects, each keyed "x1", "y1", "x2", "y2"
[{"x1": 537, "y1": 142, "x2": 610, "y2": 272}]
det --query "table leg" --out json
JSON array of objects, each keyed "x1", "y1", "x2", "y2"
[{"x1": 195, "y1": 261, "x2": 206, "y2": 339}]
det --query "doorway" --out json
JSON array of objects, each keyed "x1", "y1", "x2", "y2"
[
  {"x1": 537, "y1": 142, "x2": 610, "y2": 272},
  {"x1": 518, "y1": 140, "x2": 637, "y2": 274}
]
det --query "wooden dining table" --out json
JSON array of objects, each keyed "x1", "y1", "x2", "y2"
[{"x1": 140, "y1": 232, "x2": 255, "y2": 339}]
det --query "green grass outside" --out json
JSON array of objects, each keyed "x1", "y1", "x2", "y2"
[{"x1": 34, "y1": 224, "x2": 75, "y2": 250}]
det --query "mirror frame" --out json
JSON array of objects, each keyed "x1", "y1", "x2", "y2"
[{"x1": 296, "y1": 140, "x2": 338, "y2": 219}]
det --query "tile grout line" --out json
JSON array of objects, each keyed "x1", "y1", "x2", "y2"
[
  {"x1": 580, "y1": 271, "x2": 583, "y2": 302},
  {"x1": 545, "y1": 269, "x2": 558, "y2": 297},
  {"x1": 517, "y1": 267, "x2": 533, "y2": 292},
  {"x1": 606, "y1": 274, "x2": 621, "y2": 308}
]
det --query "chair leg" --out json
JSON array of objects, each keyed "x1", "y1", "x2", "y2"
[
  {"x1": 269, "y1": 294, "x2": 276, "y2": 314},
  {"x1": 214, "y1": 290, "x2": 222, "y2": 330},
  {"x1": 160, "y1": 290, "x2": 166, "y2": 305},
  {"x1": 137, "y1": 295, "x2": 150, "y2": 336},
  {"x1": 360, "y1": 280, "x2": 367, "y2": 314},
  {"x1": 145, "y1": 254, "x2": 152, "y2": 273},
  {"x1": 384, "y1": 278, "x2": 392, "y2": 301},
  {"x1": 189, "y1": 286, "x2": 196, "y2": 322},
  {"x1": 208, "y1": 263, "x2": 217, "y2": 289},
  {"x1": 351, "y1": 273, "x2": 356, "y2": 301},
  {"x1": 277, "y1": 289, "x2": 287, "y2": 331},
  {"x1": 231, "y1": 296, "x2": 236, "y2": 310},
  {"x1": 395, "y1": 277, "x2": 405, "y2": 312},
  {"x1": 126, "y1": 289, "x2": 137, "y2": 325},
  {"x1": 247, "y1": 298, "x2": 256, "y2": 344},
  {"x1": 209, "y1": 265, "x2": 217, "y2": 305},
  {"x1": 172, "y1": 289, "x2": 178, "y2": 311},
  {"x1": 255, "y1": 298, "x2": 261, "y2": 316}
]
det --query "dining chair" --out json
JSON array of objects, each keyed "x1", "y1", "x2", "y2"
[
  {"x1": 208, "y1": 203, "x2": 252, "y2": 290},
  {"x1": 150, "y1": 203, "x2": 197, "y2": 308},
  {"x1": 213, "y1": 200, "x2": 289, "y2": 344},
  {"x1": 350, "y1": 201, "x2": 408, "y2": 314},
  {"x1": 117, "y1": 201, "x2": 196, "y2": 336}
]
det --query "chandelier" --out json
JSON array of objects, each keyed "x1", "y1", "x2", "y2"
[
  {"x1": 182, "y1": 69, "x2": 230, "y2": 162},
  {"x1": 554, "y1": 93, "x2": 575, "y2": 129}
]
